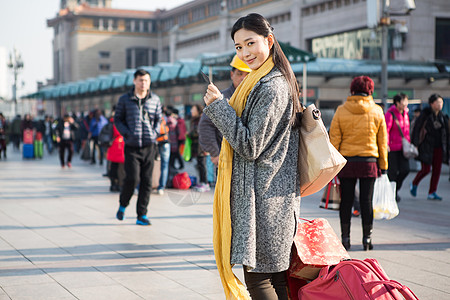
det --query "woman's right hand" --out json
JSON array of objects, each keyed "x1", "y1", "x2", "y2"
[{"x1": 204, "y1": 83, "x2": 222, "y2": 106}]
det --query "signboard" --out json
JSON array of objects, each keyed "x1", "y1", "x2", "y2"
[{"x1": 312, "y1": 28, "x2": 382, "y2": 60}]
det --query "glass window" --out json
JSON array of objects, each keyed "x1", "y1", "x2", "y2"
[
  {"x1": 126, "y1": 49, "x2": 132, "y2": 69},
  {"x1": 99, "y1": 64, "x2": 110, "y2": 71},
  {"x1": 208, "y1": 1, "x2": 220, "y2": 16},
  {"x1": 135, "y1": 48, "x2": 149, "y2": 67},
  {"x1": 436, "y1": 18, "x2": 450, "y2": 60},
  {"x1": 192, "y1": 6, "x2": 206, "y2": 22},
  {"x1": 99, "y1": 51, "x2": 110, "y2": 58}
]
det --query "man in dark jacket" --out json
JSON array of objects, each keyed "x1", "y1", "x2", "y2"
[
  {"x1": 114, "y1": 69, "x2": 162, "y2": 225},
  {"x1": 198, "y1": 55, "x2": 249, "y2": 166}
]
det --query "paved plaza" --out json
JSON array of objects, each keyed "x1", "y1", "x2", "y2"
[{"x1": 0, "y1": 146, "x2": 449, "y2": 299}]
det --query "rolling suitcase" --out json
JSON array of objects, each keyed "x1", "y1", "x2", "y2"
[
  {"x1": 34, "y1": 140, "x2": 44, "y2": 159},
  {"x1": 23, "y1": 144, "x2": 34, "y2": 159},
  {"x1": 23, "y1": 129, "x2": 33, "y2": 144},
  {"x1": 298, "y1": 258, "x2": 419, "y2": 300}
]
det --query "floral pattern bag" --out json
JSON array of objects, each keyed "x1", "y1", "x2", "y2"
[{"x1": 288, "y1": 218, "x2": 350, "y2": 281}]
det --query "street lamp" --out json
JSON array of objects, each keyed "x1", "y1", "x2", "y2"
[
  {"x1": 380, "y1": 0, "x2": 416, "y2": 109},
  {"x1": 7, "y1": 48, "x2": 24, "y2": 116}
]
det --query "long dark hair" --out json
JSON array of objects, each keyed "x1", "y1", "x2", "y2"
[{"x1": 231, "y1": 13, "x2": 300, "y2": 125}]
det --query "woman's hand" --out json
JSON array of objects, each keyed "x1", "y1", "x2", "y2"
[{"x1": 204, "y1": 83, "x2": 222, "y2": 106}]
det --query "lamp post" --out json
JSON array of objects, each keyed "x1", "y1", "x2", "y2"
[
  {"x1": 380, "y1": 0, "x2": 390, "y2": 110},
  {"x1": 7, "y1": 48, "x2": 24, "y2": 116}
]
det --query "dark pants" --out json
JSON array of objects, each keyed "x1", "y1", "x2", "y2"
[
  {"x1": 196, "y1": 155, "x2": 207, "y2": 184},
  {"x1": 388, "y1": 150, "x2": 410, "y2": 195},
  {"x1": 12, "y1": 134, "x2": 20, "y2": 151},
  {"x1": 243, "y1": 267, "x2": 289, "y2": 300},
  {"x1": 119, "y1": 144, "x2": 156, "y2": 217},
  {"x1": 110, "y1": 162, "x2": 119, "y2": 185},
  {"x1": 169, "y1": 150, "x2": 184, "y2": 170},
  {"x1": 90, "y1": 136, "x2": 104, "y2": 164},
  {"x1": 59, "y1": 140, "x2": 73, "y2": 166},
  {"x1": 339, "y1": 177, "x2": 376, "y2": 227},
  {"x1": 413, "y1": 147, "x2": 443, "y2": 194}
]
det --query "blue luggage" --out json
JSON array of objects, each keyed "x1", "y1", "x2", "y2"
[{"x1": 23, "y1": 144, "x2": 34, "y2": 159}]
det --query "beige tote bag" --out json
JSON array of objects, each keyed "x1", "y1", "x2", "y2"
[{"x1": 298, "y1": 104, "x2": 347, "y2": 197}]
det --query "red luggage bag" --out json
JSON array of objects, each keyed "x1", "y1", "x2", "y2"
[{"x1": 298, "y1": 258, "x2": 419, "y2": 300}]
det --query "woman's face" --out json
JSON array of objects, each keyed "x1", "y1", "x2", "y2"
[
  {"x1": 234, "y1": 28, "x2": 273, "y2": 70},
  {"x1": 191, "y1": 106, "x2": 199, "y2": 118},
  {"x1": 431, "y1": 97, "x2": 444, "y2": 112},
  {"x1": 396, "y1": 97, "x2": 408, "y2": 112}
]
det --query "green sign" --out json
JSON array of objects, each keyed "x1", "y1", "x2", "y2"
[
  {"x1": 192, "y1": 93, "x2": 203, "y2": 102},
  {"x1": 372, "y1": 89, "x2": 414, "y2": 99}
]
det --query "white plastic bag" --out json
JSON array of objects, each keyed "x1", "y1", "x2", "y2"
[{"x1": 372, "y1": 174, "x2": 399, "y2": 220}]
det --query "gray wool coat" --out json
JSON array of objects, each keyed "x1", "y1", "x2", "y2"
[{"x1": 204, "y1": 68, "x2": 300, "y2": 273}]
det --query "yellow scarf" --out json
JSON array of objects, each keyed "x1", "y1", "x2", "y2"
[{"x1": 213, "y1": 56, "x2": 275, "y2": 299}]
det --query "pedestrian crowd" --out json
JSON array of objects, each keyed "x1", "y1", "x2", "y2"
[{"x1": 0, "y1": 12, "x2": 448, "y2": 299}]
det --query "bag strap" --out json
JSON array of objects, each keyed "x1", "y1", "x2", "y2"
[
  {"x1": 362, "y1": 280, "x2": 419, "y2": 300},
  {"x1": 390, "y1": 112, "x2": 405, "y2": 139},
  {"x1": 325, "y1": 181, "x2": 332, "y2": 208},
  {"x1": 298, "y1": 217, "x2": 313, "y2": 223}
]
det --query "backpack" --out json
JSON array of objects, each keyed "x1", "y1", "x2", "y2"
[
  {"x1": 99, "y1": 122, "x2": 113, "y2": 146},
  {"x1": 156, "y1": 117, "x2": 169, "y2": 143},
  {"x1": 297, "y1": 258, "x2": 419, "y2": 300}
]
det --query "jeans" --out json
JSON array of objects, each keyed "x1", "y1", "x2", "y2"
[
  {"x1": 158, "y1": 142, "x2": 171, "y2": 190},
  {"x1": 119, "y1": 144, "x2": 156, "y2": 217},
  {"x1": 44, "y1": 134, "x2": 53, "y2": 154}
]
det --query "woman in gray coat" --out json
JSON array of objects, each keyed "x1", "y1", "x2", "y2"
[{"x1": 204, "y1": 13, "x2": 300, "y2": 300}]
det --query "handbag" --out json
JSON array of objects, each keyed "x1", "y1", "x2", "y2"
[
  {"x1": 320, "y1": 177, "x2": 341, "y2": 210},
  {"x1": 298, "y1": 104, "x2": 347, "y2": 197},
  {"x1": 390, "y1": 112, "x2": 418, "y2": 159},
  {"x1": 288, "y1": 218, "x2": 350, "y2": 281},
  {"x1": 298, "y1": 258, "x2": 419, "y2": 300},
  {"x1": 182, "y1": 136, "x2": 192, "y2": 161},
  {"x1": 373, "y1": 174, "x2": 399, "y2": 220}
]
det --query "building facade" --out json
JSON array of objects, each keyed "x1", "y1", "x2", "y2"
[
  {"x1": 48, "y1": 0, "x2": 450, "y2": 82},
  {"x1": 39, "y1": 0, "x2": 450, "y2": 120}
]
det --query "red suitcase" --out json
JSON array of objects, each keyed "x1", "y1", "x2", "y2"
[
  {"x1": 23, "y1": 129, "x2": 33, "y2": 144},
  {"x1": 298, "y1": 259, "x2": 419, "y2": 300}
]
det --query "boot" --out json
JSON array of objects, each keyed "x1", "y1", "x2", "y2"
[
  {"x1": 362, "y1": 224, "x2": 373, "y2": 251},
  {"x1": 341, "y1": 223, "x2": 351, "y2": 250}
]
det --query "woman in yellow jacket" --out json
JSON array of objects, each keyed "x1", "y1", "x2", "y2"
[{"x1": 330, "y1": 76, "x2": 388, "y2": 251}]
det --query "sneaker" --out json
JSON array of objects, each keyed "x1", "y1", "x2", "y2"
[
  {"x1": 352, "y1": 209, "x2": 360, "y2": 217},
  {"x1": 410, "y1": 183, "x2": 417, "y2": 197},
  {"x1": 67, "y1": 162, "x2": 72, "y2": 168},
  {"x1": 427, "y1": 192, "x2": 443, "y2": 201},
  {"x1": 136, "y1": 215, "x2": 151, "y2": 226},
  {"x1": 157, "y1": 189, "x2": 164, "y2": 195},
  {"x1": 195, "y1": 183, "x2": 211, "y2": 192},
  {"x1": 116, "y1": 206, "x2": 126, "y2": 221}
]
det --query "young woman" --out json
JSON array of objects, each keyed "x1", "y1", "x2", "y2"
[
  {"x1": 385, "y1": 93, "x2": 411, "y2": 202},
  {"x1": 329, "y1": 76, "x2": 388, "y2": 251},
  {"x1": 203, "y1": 13, "x2": 300, "y2": 300},
  {"x1": 410, "y1": 94, "x2": 449, "y2": 201}
]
